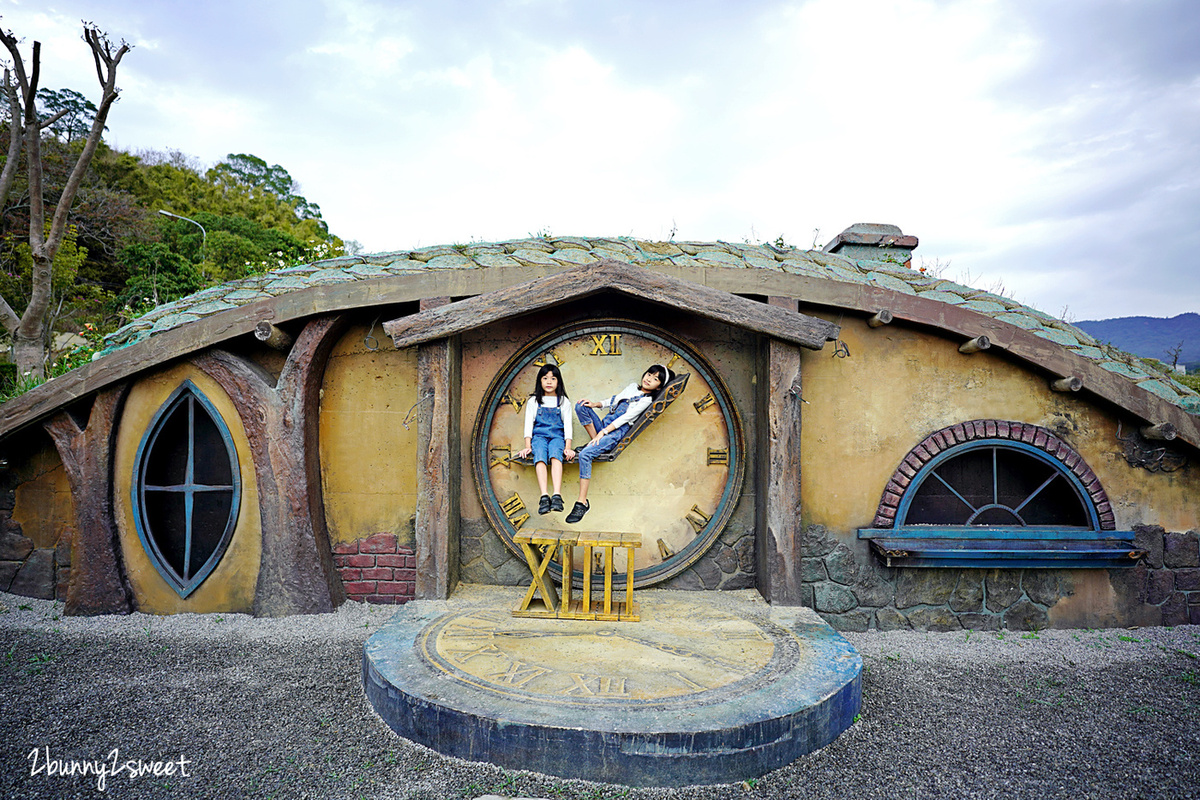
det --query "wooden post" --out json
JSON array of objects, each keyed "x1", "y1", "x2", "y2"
[
  {"x1": 756, "y1": 296, "x2": 805, "y2": 605},
  {"x1": 1051, "y1": 376, "x2": 1082, "y2": 392},
  {"x1": 959, "y1": 335, "x2": 991, "y2": 354},
  {"x1": 867, "y1": 310, "x2": 893, "y2": 328},
  {"x1": 415, "y1": 334, "x2": 461, "y2": 599},
  {"x1": 254, "y1": 321, "x2": 293, "y2": 351},
  {"x1": 43, "y1": 385, "x2": 135, "y2": 616}
]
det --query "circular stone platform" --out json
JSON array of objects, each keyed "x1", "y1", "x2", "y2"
[{"x1": 363, "y1": 585, "x2": 861, "y2": 787}]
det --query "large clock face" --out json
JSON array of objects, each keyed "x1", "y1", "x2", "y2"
[{"x1": 471, "y1": 319, "x2": 745, "y2": 588}]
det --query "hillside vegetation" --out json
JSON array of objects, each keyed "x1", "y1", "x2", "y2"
[{"x1": 1075, "y1": 313, "x2": 1200, "y2": 372}]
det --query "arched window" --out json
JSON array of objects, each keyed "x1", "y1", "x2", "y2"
[
  {"x1": 132, "y1": 381, "x2": 241, "y2": 597},
  {"x1": 859, "y1": 420, "x2": 1140, "y2": 568}
]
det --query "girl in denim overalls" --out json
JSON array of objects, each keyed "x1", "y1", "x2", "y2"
[
  {"x1": 565, "y1": 364, "x2": 673, "y2": 523},
  {"x1": 515, "y1": 364, "x2": 575, "y2": 515}
]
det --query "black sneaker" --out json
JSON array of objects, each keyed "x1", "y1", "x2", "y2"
[
  {"x1": 550, "y1": 494, "x2": 564, "y2": 512},
  {"x1": 538, "y1": 495, "x2": 551, "y2": 515},
  {"x1": 565, "y1": 501, "x2": 589, "y2": 523}
]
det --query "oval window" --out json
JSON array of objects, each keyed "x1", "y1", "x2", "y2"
[{"x1": 132, "y1": 381, "x2": 241, "y2": 597}]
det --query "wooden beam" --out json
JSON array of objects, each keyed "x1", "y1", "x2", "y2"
[
  {"x1": 1051, "y1": 376, "x2": 1083, "y2": 392},
  {"x1": 383, "y1": 260, "x2": 841, "y2": 351},
  {"x1": 756, "y1": 296, "x2": 805, "y2": 605},
  {"x1": 1141, "y1": 422, "x2": 1177, "y2": 441},
  {"x1": 959, "y1": 335, "x2": 991, "y2": 354},
  {"x1": 415, "y1": 335, "x2": 461, "y2": 599},
  {"x1": 254, "y1": 321, "x2": 293, "y2": 351}
]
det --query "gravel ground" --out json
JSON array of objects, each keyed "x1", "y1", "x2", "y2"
[{"x1": 2, "y1": 590, "x2": 1198, "y2": 800}]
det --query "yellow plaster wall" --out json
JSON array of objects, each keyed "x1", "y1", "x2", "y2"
[
  {"x1": 114, "y1": 363, "x2": 261, "y2": 614},
  {"x1": 319, "y1": 324, "x2": 419, "y2": 548},
  {"x1": 799, "y1": 314, "x2": 1200, "y2": 535},
  {"x1": 12, "y1": 437, "x2": 74, "y2": 550}
]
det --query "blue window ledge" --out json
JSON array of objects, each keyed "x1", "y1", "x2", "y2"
[{"x1": 857, "y1": 527, "x2": 1146, "y2": 569}]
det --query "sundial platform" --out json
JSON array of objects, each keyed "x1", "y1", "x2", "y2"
[{"x1": 362, "y1": 585, "x2": 862, "y2": 787}]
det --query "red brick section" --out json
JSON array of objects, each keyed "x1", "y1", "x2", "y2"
[
  {"x1": 871, "y1": 419, "x2": 1117, "y2": 530},
  {"x1": 331, "y1": 533, "x2": 417, "y2": 604}
]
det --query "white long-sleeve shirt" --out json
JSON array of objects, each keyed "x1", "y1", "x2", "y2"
[
  {"x1": 598, "y1": 384, "x2": 653, "y2": 430},
  {"x1": 523, "y1": 396, "x2": 573, "y2": 441}
]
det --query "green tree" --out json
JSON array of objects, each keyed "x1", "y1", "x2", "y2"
[{"x1": 37, "y1": 87, "x2": 102, "y2": 142}]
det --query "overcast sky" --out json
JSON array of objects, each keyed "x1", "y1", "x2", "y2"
[{"x1": 3, "y1": 0, "x2": 1198, "y2": 320}]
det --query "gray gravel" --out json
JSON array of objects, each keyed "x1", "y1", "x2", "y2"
[{"x1": 2, "y1": 591, "x2": 1198, "y2": 800}]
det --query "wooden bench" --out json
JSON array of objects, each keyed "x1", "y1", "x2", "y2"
[{"x1": 512, "y1": 529, "x2": 641, "y2": 622}]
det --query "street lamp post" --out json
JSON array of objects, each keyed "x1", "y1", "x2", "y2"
[{"x1": 157, "y1": 210, "x2": 207, "y2": 263}]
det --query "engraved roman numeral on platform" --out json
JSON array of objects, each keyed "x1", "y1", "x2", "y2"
[
  {"x1": 685, "y1": 504, "x2": 712, "y2": 533},
  {"x1": 501, "y1": 493, "x2": 530, "y2": 530},
  {"x1": 693, "y1": 392, "x2": 715, "y2": 413},
  {"x1": 589, "y1": 333, "x2": 622, "y2": 356}
]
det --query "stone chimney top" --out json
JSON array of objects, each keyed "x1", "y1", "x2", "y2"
[{"x1": 822, "y1": 223, "x2": 919, "y2": 266}]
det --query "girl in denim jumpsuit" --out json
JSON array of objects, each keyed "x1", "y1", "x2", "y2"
[
  {"x1": 514, "y1": 364, "x2": 574, "y2": 514},
  {"x1": 565, "y1": 363, "x2": 672, "y2": 523}
]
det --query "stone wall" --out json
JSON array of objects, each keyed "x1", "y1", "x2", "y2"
[
  {"x1": 0, "y1": 476, "x2": 70, "y2": 602},
  {"x1": 332, "y1": 533, "x2": 416, "y2": 605},
  {"x1": 799, "y1": 524, "x2": 1200, "y2": 632}
]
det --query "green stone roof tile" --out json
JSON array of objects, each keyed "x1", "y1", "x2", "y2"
[
  {"x1": 962, "y1": 299, "x2": 1008, "y2": 314},
  {"x1": 461, "y1": 243, "x2": 506, "y2": 256},
  {"x1": 867, "y1": 272, "x2": 917, "y2": 295},
  {"x1": 504, "y1": 239, "x2": 554, "y2": 254},
  {"x1": 265, "y1": 276, "x2": 313, "y2": 292},
  {"x1": 345, "y1": 265, "x2": 394, "y2": 279},
  {"x1": 634, "y1": 240, "x2": 684, "y2": 258},
  {"x1": 1136, "y1": 379, "x2": 1184, "y2": 402},
  {"x1": 667, "y1": 254, "x2": 704, "y2": 268},
  {"x1": 409, "y1": 245, "x2": 463, "y2": 262},
  {"x1": 593, "y1": 246, "x2": 637, "y2": 262},
  {"x1": 425, "y1": 254, "x2": 476, "y2": 269},
  {"x1": 915, "y1": 289, "x2": 967, "y2": 305},
  {"x1": 825, "y1": 264, "x2": 870, "y2": 284},
  {"x1": 381, "y1": 258, "x2": 427, "y2": 271},
  {"x1": 551, "y1": 248, "x2": 599, "y2": 265},
  {"x1": 549, "y1": 237, "x2": 592, "y2": 251},
  {"x1": 509, "y1": 249, "x2": 559, "y2": 266},
  {"x1": 1180, "y1": 396, "x2": 1200, "y2": 414},
  {"x1": 1069, "y1": 344, "x2": 1107, "y2": 360},
  {"x1": 151, "y1": 313, "x2": 201, "y2": 333},
  {"x1": 275, "y1": 265, "x2": 318, "y2": 275},
  {"x1": 1098, "y1": 360, "x2": 1152, "y2": 381},
  {"x1": 473, "y1": 253, "x2": 521, "y2": 268},
  {"x1": 695, "y1": 250, "x2": 745, "y2": 267},
  {"x1": 311, "y1": 256, "x2": 366, "y2": 268},
  {"x1": 995, "y1": 312, "x2": 1044, "y2": 330},
  {"x1": 363, "y1": 251, "x2": 414, "y2": 265},
  {"x1": 1030, "y1": 326, "x2": 1082, "y2": 347},
  {"x1": 777, "y1": 259, "x2": 828, "y2": 278},
  {"x1": 189, "y1": 300, "x2": 239, "y2": 316},
  {"x1": 591, "y1": 238, "x2": 639, "y2": 256},
  {"x1": 744, "y1": 255, "x2": 781, "y2": 271},
  {"x1": 308, "y1": 268, "x2": 359, "y2": 284},
  {"x1": 224, "y1": 289, "x2": 271, "y2": 302}
]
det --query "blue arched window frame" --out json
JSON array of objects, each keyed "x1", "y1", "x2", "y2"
[
  {"x1": 859, "y1": 435, "x2": 1141, "y2": 569},
  {"x1": 131, "y1": 381, "x2": 242, "y2": 597}
]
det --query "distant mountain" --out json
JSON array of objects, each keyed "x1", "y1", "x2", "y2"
[{"x1": 1074, "y1": 313, "x2": 1200, "y2": 369}]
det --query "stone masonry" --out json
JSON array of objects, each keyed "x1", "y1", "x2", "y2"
[
  {"x1": 332, "y1": 533, "x2": 416, "y2": 605},
  {"x1": 799, "y1": 524, "x2": 1200, "y2": 632},
  {"x1": 0, "y1": 478, "x2": 70, "y2": 602}
]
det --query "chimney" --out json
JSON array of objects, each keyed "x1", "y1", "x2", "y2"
[{"x1": 822, "y1": 223, "x2": 918, "y2": 267}]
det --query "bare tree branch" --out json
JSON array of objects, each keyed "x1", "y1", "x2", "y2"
[
  {"x1": 0, "y1": 66, "x2": 22, "y2": 207},
  {"x1": 37, "y1": 107, "x2": 70, "y2": 130}
]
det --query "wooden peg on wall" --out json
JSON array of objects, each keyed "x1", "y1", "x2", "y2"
[
  {"x1": 1141, "y1": 422, "x2": 1177, "y2": 441},
  {"x1": 959, "y1": 335, "x2": 991, "y2": 354},
  {"x1": 868, "y1": 310, "x2": 893, "y2": 328},
  {"x1": 254, "y1": 321, "x2": 293, "y2": 351},
  {"x1": 1051, "y1": 376, "x2": 1083, "y2": 392}
]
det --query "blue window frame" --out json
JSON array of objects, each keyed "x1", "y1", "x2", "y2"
[
  {"x1": 860, "y1": 433, "x2": 1141, "y2": 569},
  {"x1": 132, "y1": 381, "x2": 241, "y2": 597}
]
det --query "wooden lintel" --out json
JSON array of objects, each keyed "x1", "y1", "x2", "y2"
[{"x1": 382, "y1": 260, "x2": 841, "y2": 352}]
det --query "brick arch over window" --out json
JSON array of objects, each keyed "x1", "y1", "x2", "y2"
[{"x1": 871, "y1": 419, "x2": 1116, "y2": 531}]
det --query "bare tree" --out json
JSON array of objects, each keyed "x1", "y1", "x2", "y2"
[
  {"x1": 0, "y1": 21, "x2": 129, "y2": 378},
  {"x1": 1166, "y1": 340, "x2": 1185, "y2": 371}
]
